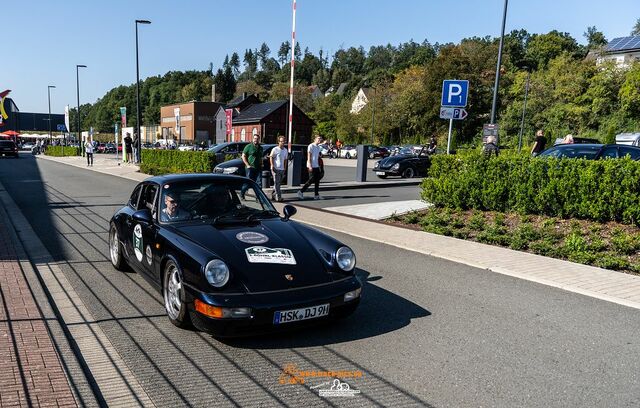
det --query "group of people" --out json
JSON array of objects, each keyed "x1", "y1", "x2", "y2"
[
  {"x1": 83, "y1": 132, "x2": 138, "y2": 166},
  {"x1": 240, "y1": 133, "x2": 327, "y2": 202}
]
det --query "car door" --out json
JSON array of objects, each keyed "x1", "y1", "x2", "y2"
[
  {"x1": 599, "y1": 146, "x2": 619, "y2": 159},
  {"x1": 131, "y1": 183, "x2": 160, "y2": 280},
  {"x1": 123, "y1": 184, "x2": 143, "y2": 262},
  {"x1": 415, "y1": 147, "x2": 430, "y2": 175}
]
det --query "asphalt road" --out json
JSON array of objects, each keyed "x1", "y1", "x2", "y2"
[{"x1": 1, "y1": 153, "x2": 640, "y2": 407}]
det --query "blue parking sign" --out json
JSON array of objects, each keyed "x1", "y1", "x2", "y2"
[{"x1": 441, "y1": 80, "x2": 469, "y2": 107}]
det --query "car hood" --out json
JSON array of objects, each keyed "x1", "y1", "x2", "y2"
[
  {"x1": 171, "y1": 219, "x2": 336, "y2": 292},
  {"x1": 215, "y1": 158, "x2": 243, "y2": 169},
  {"x1": 377, "y1": 154, "x2": 412, "y2": 166}
]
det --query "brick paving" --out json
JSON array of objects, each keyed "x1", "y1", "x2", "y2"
[{"x1": 0, "y1": 217, "x2": 78, "y2": 408}]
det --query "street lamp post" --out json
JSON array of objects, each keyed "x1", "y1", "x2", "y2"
[
  {"x1": 76, "y1": 64, "x2": 87, "y2": 156},
  {"x1": 517, "y1": 68, "x2": 531, "y2": 153},
  {"x1": 370, "y1": 87, "x2": 376, "y2": 146},
  {"x1": 135, "y1": 19, "x2": 151, "y2": 163},
  {"x1": 47, "y1": 85, "x2": 56, "y2": 144},
  {"x1": 490, "y1": 0, "x2": 509, "y2": 125}
]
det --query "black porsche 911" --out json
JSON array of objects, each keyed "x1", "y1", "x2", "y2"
[
  {"x1": 372, "y1": 145, "x2": 431, "y2": 178},
  {"x1": 109, "y1": 174, "x2": 361, "y2": 337}
]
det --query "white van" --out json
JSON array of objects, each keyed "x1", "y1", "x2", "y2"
[{"x1": 616, "y1": 132, "x2": 640, "y2": 146}]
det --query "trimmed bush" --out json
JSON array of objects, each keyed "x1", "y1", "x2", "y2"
[
  {"x1": 140, "y1": 150, "x2": 218, "y2": 176},
  {"x1": 45, "y1": 146, "x2": 81, "y2": 157},
  {"x1": 422, "y1": 154, "x2": 640, "y2": 224}
]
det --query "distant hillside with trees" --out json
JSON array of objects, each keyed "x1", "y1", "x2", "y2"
[{"x1": 71, "y1": 19, "x2": 640, "y2": 147}]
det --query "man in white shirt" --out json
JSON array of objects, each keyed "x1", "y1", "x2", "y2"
[
  {"x1": 85, "y1": 138, "x2": 94, "y2": 166},
  {"x1": 269, "y1": 135, "x2": 288, "y2": 202},
  {"x1": 297, "y1": 134, "x2": 324, "y2": 200}
]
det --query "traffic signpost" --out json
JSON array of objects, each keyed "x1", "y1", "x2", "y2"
[{"x1": 441, "y1": 80, "x2": 469, "y2": 154}]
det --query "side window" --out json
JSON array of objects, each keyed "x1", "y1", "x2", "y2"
[
  {"x1": 128, "y1": 185, "x2": 142, "y2": 209},
  {"x1": 600, "y1": 146, "x2": 618, "y2": 159},
  {"x1": 141, "y1": 184, "x2": 159, "y2": 213},
  {"x1": 619, "y1": 147, "x2": 640, "y2": 160}
]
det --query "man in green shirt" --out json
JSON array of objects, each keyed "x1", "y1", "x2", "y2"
[{"x1": 240, "y1": 134, "x2": 264, "y2": 198}]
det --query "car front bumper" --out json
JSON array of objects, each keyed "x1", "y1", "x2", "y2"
[
  {"x1": 372, "y1": 168, "x2": 400, "y2": 176},
  {"x1": 184, "y1": 276, "x2": 362, "y2": 337}
]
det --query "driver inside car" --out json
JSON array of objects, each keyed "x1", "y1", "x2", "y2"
[{"x1": 160, "y1": 191, "x2": 190, "y2": 222}]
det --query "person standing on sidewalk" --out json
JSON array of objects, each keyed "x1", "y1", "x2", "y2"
[
  {"x1": 124, "y1": 133, "x2": 133, "y2": 163},
  {"x1": 240, "y1": 134, "x2": 263, "y2": 199},
  {"x1": 269, "y1": 135, "x2": 288, "y2": 202},
  {"x1": 132, "y1": 133, "x2": 139, "y2": 163},
  {"x1": 297, "y1": 134, "x2": 324, "y2": 200},
  {"x1": 85, "y1": 138, "x2": 94, "y2": 166}
]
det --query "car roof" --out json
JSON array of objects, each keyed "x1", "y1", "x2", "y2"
[
  {"x1": 550, "y1": 143, "x2": 604, "y2": 148},
  {"x1": 144, "y1": 173, "x2": 248, "y2": 184}
]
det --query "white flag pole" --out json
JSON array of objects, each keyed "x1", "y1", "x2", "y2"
[{"x1": 287, "y1": 0, "x2": 297, "y2": 152}]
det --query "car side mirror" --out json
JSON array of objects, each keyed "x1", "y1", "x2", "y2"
[
  {"x1": 132, "y1": 208, "x2": 152, "y2": 224},
  {"x1": 283, "y1": 205, "x2": 297, "y2": 221}
]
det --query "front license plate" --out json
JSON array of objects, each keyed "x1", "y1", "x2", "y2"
[
  {"x1": 273, "y1": 303, "x2": 330, "y2": 325},
  {"x1": 376, "y1": 171, "x2": 385, "y2": 175}
]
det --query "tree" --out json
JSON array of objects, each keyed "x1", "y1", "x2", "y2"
[
  {"x1": 257, "y1": 42, "x2": 271, "y2": 69},
  {"x1": 278, "y1": 41, "x2": 291, "y2": 66},
  {"x1": 214, "y1": 67, "x2": 236, "y2": 102},
  {"x1": 243, "y1": 49, "x2": 258, "y2": 78},
  {"x1": 525, "y1": 30, "x2": 583, "y2": 70},
  {"x1": 632, "y1": 18, "x2": 640, "y2": 36},
  {"x1": 229, "y1": 52, "x2": 241, "y2": 77},
  {"x1": 584, "y1": 26, "x2": 607, "y2": 49},
  {"x1": 294, "y1": 43, "x2": 302, "y2": 60}
]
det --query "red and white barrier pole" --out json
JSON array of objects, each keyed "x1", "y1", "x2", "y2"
[{"x1": 287, "y1": 0, "x2": 297, "y2": 152}]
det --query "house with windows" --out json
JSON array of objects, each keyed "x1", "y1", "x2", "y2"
[
  {"x1": 350, "y1": 87, "x2": 373, "y2": 114},
  {"x1": 596, "y1": 36, "x2": 640, "y2": 68},
  {"x1": 160, "y1": 101, "x2": 224, "y2": 145}
]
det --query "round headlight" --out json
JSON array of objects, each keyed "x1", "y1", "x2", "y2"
[
  {"x1": 336, "y1": 246, "x2": 356, "y2": 272},
  {"x1": 392, "y1": 163, "x2": 400, "y2": 170},
  {"x1": 204, "y1": 259, "x2": 229, "y2": 287}
]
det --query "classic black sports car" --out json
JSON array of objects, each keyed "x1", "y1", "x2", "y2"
[
  {"x1": 372, "y1": 145, "x2": 431, "y2": 178},
  {"x1": 109, "y1": 174, "x2": 361, "y2": 337}
]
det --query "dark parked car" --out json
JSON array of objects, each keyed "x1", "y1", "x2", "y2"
[
  {"x1": 214, "y1": 144, "x2": 311, "y2": 183},
  {"x1": 105, "y1": 143, "x2": 117, "y2": 153},
  {"x1": 372, "y1": 145, "x2": 431, "y2": 178},
  {"x1": 207, "y1": 142, "x2": 249, "y2": 157},
  {"x1": 538, "y1": 144, "x2": 640, "y2": 160},
  {"x1": 553, "y1": 137, "x2": 601, "y2": 146},
  {"x1": 108, "y1": 174, "x2": 361, "y2": 337},
  {"x1": 0, "y1": 140, "x2": 19, "y2": 158},
  {"x1": 96, "y1": 143, "x2": 106, "y2": 153},
  {"x1": 367, "y1": 145, "x2": 389, "y2": 159}
]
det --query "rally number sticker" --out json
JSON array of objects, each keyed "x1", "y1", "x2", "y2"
[
  {"x1": 133, "y1": 224, "x2": 144, "y2": 262},
  {"x1": 245, "y1": 246, "x2": 296, "y2": 265}
]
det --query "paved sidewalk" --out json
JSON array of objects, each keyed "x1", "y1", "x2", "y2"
[{"x1": 0, "y1": 214, "x2": 78, "y2": 407}]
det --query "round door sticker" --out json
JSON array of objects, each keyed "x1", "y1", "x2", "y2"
[
  {"x1": 236, "y1": 231, "x2": 269, "y2": 244},
  {"x1": 145, "y1": 245, "x2": 153, "y2": 265},
  {"x1": 133, "y1": 224, "x2": 144, "y2": 262}
]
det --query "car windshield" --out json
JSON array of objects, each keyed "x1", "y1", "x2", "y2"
[
  {"x1": 159, "y1": 179, "x2": 277, "y2": 224},
  {"x1": 539, "y1": 145, "x2": 601, "y2": 159},
  {"x1": 398, "y1": 147, "x2": 414, "y2": 155},
  {"x1": 0, "y1": 141, "x2": 15, "y2": 147}
]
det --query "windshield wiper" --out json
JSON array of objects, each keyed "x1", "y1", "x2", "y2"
[{"x1": 246, "y1": 210, "x2": 280, "y2": 221}]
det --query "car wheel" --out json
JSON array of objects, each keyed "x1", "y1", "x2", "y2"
[
  {"x1": 109, "y1": 224, "x2": 127, "y2": 271},
  {"x1": 402, "y1": 167, "x2": 415, "y2": 178},
  {"x1": 376, "y1": 174, "x2": 388, "y2": 179},
  {"x1": 345, "y1": 153, "x2": 351, "y2": 159},
  {"x1": 163, "y1": 260, "x2": 192, "y2": 329}
]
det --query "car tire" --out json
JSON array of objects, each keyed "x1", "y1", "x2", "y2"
[
  {"x1": 376, "y1": 174, "x2": 388, "y2": 179},
  {"x1": 345, "y1": 153, "x2": 351, "y2": 159},
  {"x1": 401, "y1": 167, "x2": 415, "y2": 178},
  {"x1": 109, "y1": 224, "x2": 127, "y2": 271},
  {"x1": 163, "y1": 260, "x2": 192, "y2": 329}
]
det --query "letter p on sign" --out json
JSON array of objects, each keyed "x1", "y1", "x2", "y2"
[{"x1": 441, "y1": 80, "x2": 469, "y2": 107}]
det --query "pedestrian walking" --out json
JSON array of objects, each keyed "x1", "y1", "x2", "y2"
[
  {"x1": 530, "y1": 129, "x2": 547, "y2": 156},
  {"x1": 335, "y1": 138, "x2": 342, "y2": 158},
  {"x1": 124, "y1": 133, "x2": 133, "y2": 163},
  {"x1": 240, "y1": 134, "x2": 264, "y2": 199},
  {"x1": 297, "y1": 135, "x2": 324, "y2": 200},
  {"x1": 85, "y1": 139, "x2": 94, "y2": 166},
  {"x1": 270, "y1": 135, "x2": 288, "y2": 202}
]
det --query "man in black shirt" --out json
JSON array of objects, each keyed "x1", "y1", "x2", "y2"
[{"x1": 531, "y1": 130, "x2": 547, "y2": 156}]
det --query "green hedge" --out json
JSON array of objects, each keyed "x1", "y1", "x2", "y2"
[
  {"x1": 422, "y1": 154, "x2": 640, "y2": 224},
  {"x1": 140, "y1": 150, "x2": 218, "y2": 176},
  {"x1": 45, "y1": 146, "x2": 81, "y2": 157}
]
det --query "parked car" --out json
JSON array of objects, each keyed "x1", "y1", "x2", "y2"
[
  {"x1": 615, "y1": 132, "x2": 640, "y2": 146},
  {"x1": 96, "y1": 143, "x2": 106, "y2": 153},
  {"x1": 21, "y1": 142, "x2": 35, "y2": 151},
  {"x1": 538, "y1": 144, "x2": 640, "y2": 160},
  {"x1": 0, "y1": 140, "x2": 19, "y2": 158},
  {"x1": 108, "y1": 174, "x2": 361, "y2": 336},
  {"x1": 367, "y1": 145, "x2": 389, "y2": 159},
  {"x1": 214, "y1": 144, "x2": 311, "y2": 184},
  {"x1": 105, "y1": 143, "x2": 117, "y2": 153},
  {"x1": 372, "y1": 145, "x2": 431, "y2": 178},
  {"x1": 339, "y1": 145, "x2": 358, "y2": 159}
]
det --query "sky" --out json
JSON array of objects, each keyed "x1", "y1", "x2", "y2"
[{"x1": 3, "y1": 0, "x2": 639, "y2": 114}]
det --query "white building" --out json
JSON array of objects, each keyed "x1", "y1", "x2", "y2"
[
  {"x1": 596, "y1": 36, "x2": 640, "y2": 68},
  {"x1": 350, "y1": 87, "x2": 373, "y2": 114}
]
